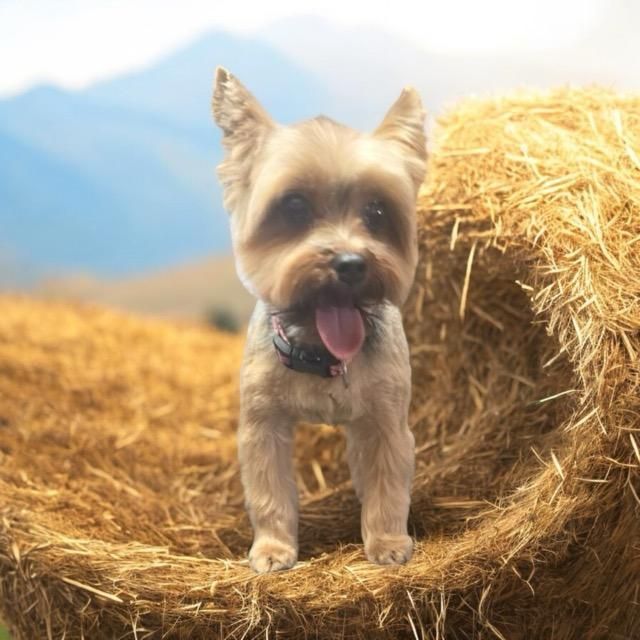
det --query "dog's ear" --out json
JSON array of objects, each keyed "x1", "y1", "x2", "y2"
[
  {"x1": 212, "y1": 67, "x2": 274, "y2": 213},
  {"x1": 212, "y1": 67, "x2": 273, "y2": 142},
  {"x1": 374, "y1": 88, "x2": 427, "y2": 187}
]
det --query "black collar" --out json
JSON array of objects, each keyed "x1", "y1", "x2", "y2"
[{"x1": 271, "y1": 316, "x2": 345, "y2": 378}]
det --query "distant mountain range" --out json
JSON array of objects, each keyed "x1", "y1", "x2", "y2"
[
  {"x1": 0, "y1": 31, "x2": 328, "y2": 282},
  {"x1": 1, "y1": 6, "x2": 639, "y2": 287},
  {"x1": 260, "y1": 5, "x2": 639, "y2": 126}
]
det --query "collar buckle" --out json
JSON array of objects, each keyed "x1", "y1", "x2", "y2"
[{"x1": 271, "y1": 316, "x2": 345, "y2": 379}]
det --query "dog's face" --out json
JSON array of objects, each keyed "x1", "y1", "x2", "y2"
[{"x1": 212, "y1": 68, "x2": 426, "y2": 331}]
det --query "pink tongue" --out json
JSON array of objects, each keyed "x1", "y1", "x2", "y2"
[{"x1": 315, "y1": 304, "x2": 365, "y2": 362}]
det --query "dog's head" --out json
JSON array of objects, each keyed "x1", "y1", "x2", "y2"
[{"x1": 212, "y1": 67, "x2": 426, "y2": 358}]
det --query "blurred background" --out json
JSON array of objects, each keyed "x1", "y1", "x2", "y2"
[{"x1": 0, "y1": 0, "x2": 638, "y2": 332}]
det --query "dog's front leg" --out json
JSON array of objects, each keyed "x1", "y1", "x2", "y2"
[
  {"x1": 238, "y1": 406, "x2": 298, "y2": 573},
  {"x1": 346, "y1": 408, "x2": 415, "y2": 565}
]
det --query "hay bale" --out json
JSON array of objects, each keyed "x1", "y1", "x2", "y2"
[{"x1": 1, "y1": 87, "x2": 639, "y2": 639}]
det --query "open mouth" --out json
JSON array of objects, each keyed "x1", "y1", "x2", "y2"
[{"x1": 314, "y1": 285, "x2": 366, "y2": 362}]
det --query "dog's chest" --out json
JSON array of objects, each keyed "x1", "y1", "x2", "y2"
[{"x1": 284, "y1": 371, "x2": 366, "y2": 425}]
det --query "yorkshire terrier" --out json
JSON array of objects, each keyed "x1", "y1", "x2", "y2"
[{"x1": 212, "y1": 67, "x2": 426, "y2": 573}]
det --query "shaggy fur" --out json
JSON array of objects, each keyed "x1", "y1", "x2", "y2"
[{"x1": 212, "y1": 67, "x2": 427, "y2": 572}]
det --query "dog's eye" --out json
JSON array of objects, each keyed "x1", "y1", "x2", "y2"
[
  {"x1": 280, "y1": 193, "x2": 312, "y2": 227},
  {"x1": 363, "y1": 200, "x2": 387, "y2": 233}
]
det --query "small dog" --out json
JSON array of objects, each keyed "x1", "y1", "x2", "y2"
[{"x1": 212, "y1": 67, "x2": 426, "y2": 573}]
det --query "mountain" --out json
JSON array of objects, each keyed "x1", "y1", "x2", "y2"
[
  {"x1": 86, "y1": 30, "x2": 327, "y2": 128},
  {"x1": 260, "y1": 8, "x2": 640, "y2": 128},
  {"x1": 2, "y1": 9, "x2": 638, "y2": 288},
  {"x1": 0, "y1": 88, "x2": 219, "y2": 276},
  {"x1": 0, "y1": 126, "x2": 119, "y2": 271},
  {"x1": 0, "y1": 31, "x2": 328, "y2": 280}
]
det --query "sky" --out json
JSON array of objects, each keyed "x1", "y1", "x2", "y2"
[{"x1": 0, "y1": 0, "x2": 607, "y2": 97}]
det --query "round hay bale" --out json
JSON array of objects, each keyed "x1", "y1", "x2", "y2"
[{"x1": 1, "y1": 87, "x2": 639, "y2": 639}]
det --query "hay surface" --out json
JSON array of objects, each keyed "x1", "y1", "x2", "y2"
[{"x1": 1, "y1": 88, "x2": 640, "y2": 639}]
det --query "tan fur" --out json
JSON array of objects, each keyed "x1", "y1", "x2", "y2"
[{"x1": 212, "y1": 66, "x2": 426, "y2": 572}]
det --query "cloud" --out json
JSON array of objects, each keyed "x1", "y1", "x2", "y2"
[{"x1": 0, "y1": 0, "x2": 606, "y2": 96}]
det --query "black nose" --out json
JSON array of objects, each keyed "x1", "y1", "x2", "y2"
[{"x1": 331, "y1": 253, "x2": 367, "y2": 286}]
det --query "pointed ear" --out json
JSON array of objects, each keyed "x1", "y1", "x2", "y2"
[
  {"x1": 212, "y1": 67, "x2": 274, "y2": 214},
  {"x1": 374, "y1": 87, "x2": 427, "y2": 187},
  {"x1": 212, "y1": 66, "x2": 274, "y2": 147}
]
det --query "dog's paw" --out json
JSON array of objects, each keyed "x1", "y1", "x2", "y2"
[
  {"x1": 249, "y1": 537, "x2": 298, "y2": 573},
  {"x1": 365, "y1": 534, "x2": 413, "y2": 565}
]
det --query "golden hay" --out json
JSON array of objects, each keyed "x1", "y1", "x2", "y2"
[{"x1": 1, "y1": 87, "x2": 639, "y2": 639}]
